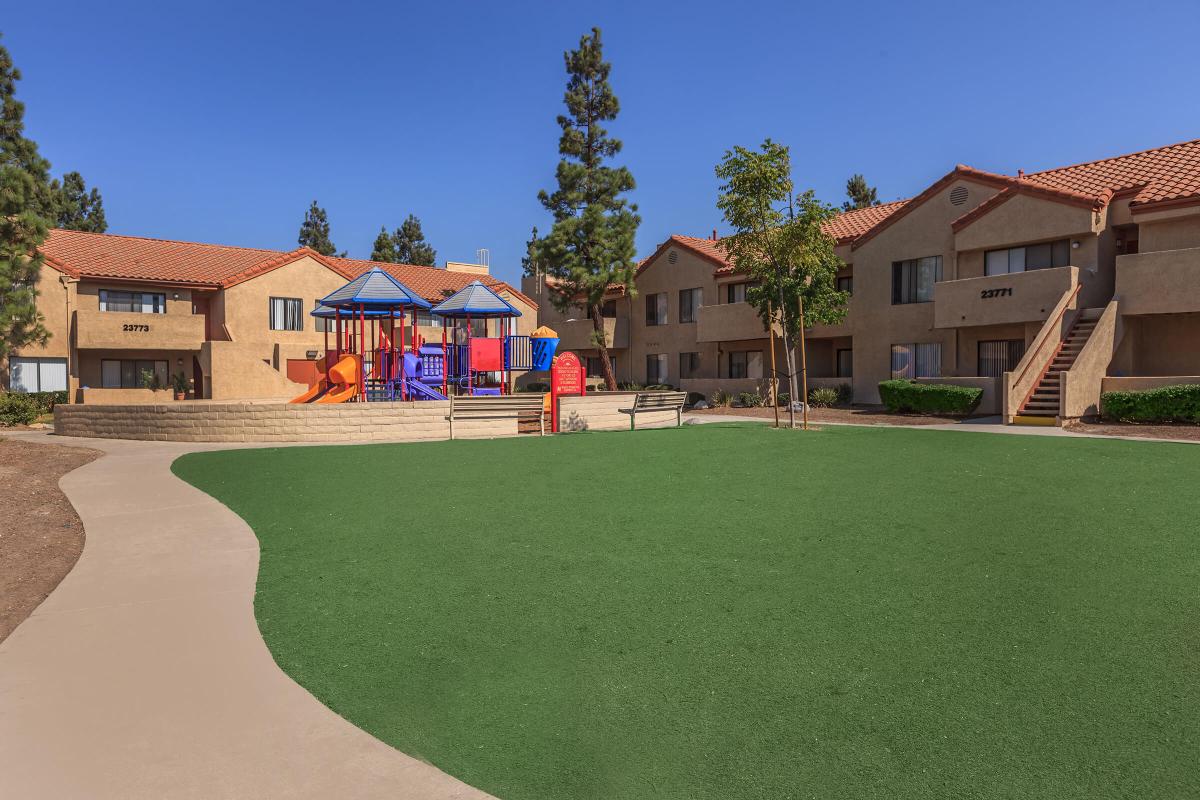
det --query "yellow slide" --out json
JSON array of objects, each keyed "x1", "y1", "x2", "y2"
[{"x1": 314, "y1": 355, "x2": 360, "y2": 404}]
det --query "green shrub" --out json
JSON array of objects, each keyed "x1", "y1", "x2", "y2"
[
  {"x1": 618, "y1": 382, "x2": 644, "y2": 391},
  {"x1": 776, "y1": 392, "x2": 790, "y2": 407},
  {"x1": 710, "y1": 389, "x2": 732, "y2": 408},
  {"x1": 645, "y1": 384, "x2": 676, "y2": 391},
  {"x1": 807, "y1": 387, "x2": 839, "y2": 408},
  {"x1": 25, "y1": 390, "x2": 68, "y2": 414},
  {"x1": 877, "y1": 380, "x2": 983, "y2": 416},
  {"x1": 0, "y1": 392, "x2": 41, "y2": 427},
  {"x1": 1101, "y1": 384, "x2": 1200, "y2": 424},
  {"x1": 736, "y1": 391, "x2": 763, "y2": 408}
]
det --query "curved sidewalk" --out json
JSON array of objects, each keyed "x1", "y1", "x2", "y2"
[{"x1": 0, "y1": 432, "x2": 493, "y2": 800}]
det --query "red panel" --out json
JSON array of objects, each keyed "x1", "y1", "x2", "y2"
[{"x1": 471, "y1": 338, "x2": 503, "y2": 371}]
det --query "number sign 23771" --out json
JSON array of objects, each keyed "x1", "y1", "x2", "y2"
[{"x1": 980, "y1": 287, "x2": 1012, "y2": 299}]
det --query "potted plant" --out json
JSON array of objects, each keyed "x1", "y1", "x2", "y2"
[{"x1": 171, "y1": 371, "x2": 190, "y2": 401}]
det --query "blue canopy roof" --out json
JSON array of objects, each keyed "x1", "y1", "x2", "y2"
[
  {"x1": 310, "y1": 302, "x2": 399, "y2": 319},
  {"x1": 430, "y1": 280, "x2": 522, "y2": 318},
  {"x1": 320, "y1": 267, "x2": 432, "y2": 309}
]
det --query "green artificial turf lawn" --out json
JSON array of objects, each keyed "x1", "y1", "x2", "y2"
[{"x1": 172, "y1": 424, "x2": 1200, "y2": 799}]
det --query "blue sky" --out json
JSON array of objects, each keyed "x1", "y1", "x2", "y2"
[{"x1": 5, "y1": 0, "x2": 1200, "y2": 286}]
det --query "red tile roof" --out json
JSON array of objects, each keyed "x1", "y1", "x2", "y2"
[
  {"x1": 1022, "y1": 137, "x2": 1200, "y2": 212},
  {"x1": 823, "y1": 199, "x2": 909, "y2": 243},
  {"x1": 39, "y1": 229, "x2": 534, "y2": 307},
  {"x1": 333, "y1": 257, "x2": 537, "y2": 308}
]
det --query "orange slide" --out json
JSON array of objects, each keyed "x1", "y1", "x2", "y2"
[{"x1": 289, "y1": 354, "x2": 360, "y2": 404}]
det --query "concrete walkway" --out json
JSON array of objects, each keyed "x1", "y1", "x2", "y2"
[{"x1": 0, "y1": 431, "x2": 493, "y2": 800}]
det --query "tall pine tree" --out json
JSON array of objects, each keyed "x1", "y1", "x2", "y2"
[
  {"x1": 842, "y1": 174, "x2": 879, "y2": 211},
  {"x1": 53, "y1": 171, "x2": 107, "y2": 232},
  {"x1": 0, "y1": 36, "x2": 53, "y2": 360},
  {"x1": 370, "y1": 226, "x2": 397, "y2": 262},
  {"x1": 393, "y1": 214, "x2": 436, "y2": 266},
  {"x1": 297, "y1": 200, "x2": 340, "y2": 256},
  {"x1": 526, "y1": 27, "x2": 639, "y2": 391},
  {"x1": 370, "y1": 214, "x2": 437, "y2": 265}
]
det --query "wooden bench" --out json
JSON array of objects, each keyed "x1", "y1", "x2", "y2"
[
  {"x1": 446, "y1": 394, "x2": 545, "y2": 439},
  {"x1": 617, "y1": 391, "x2": 688, "y2": 430}
]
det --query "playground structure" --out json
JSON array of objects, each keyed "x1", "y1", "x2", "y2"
[{"x1": 290, "y1": 270, "x2": 556, "y2": 404}]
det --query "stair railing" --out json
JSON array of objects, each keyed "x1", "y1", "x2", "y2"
[{"x1": 1005, "y1": 283, "x2": 1081, "y2": 420}]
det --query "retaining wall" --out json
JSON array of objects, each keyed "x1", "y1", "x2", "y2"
[
  {"x1": 54, "y1": 401, "x2": 514, "y2": 443},
  {"x1": 557, "y1": 393, "x2": 680, "y2": 432}
]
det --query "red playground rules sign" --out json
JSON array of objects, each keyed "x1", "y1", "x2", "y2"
[{"x1": 550, "y1": 352, "x2": 585, "y2": 431}]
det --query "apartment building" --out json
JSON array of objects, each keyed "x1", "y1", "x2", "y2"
[
  {"x1": 525, "y1": 137, "x2": 1200, "y2": 423},
  {"x1": 7, "y1": 230, "x2": 536, "y2": 401}
]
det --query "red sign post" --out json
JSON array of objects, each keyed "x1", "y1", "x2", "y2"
[{"x1": 550, "y1": 351, "x2": 586, "y2": 432}]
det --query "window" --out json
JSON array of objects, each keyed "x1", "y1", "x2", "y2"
[
  {"x1": 726, "y1": 282, "x2": 750, "y2": 304},
  {"x1": 645, "y1": 293, "x2": 667, "y2": 326},
  {"x1": 100, "y1": 359, "x2": 168, "y2": 389},
  {"x1": 836, "y1": 275, "x2": 853, "y2": 295},
  {"x1": 585, "y1": 356, "x2": 617, "y2": 378},
  {"x1": 312, "y1": 300, "x2": 331, "y2": 333},
  {"x1": 8, "y1": 357, "x2": 67, "y2": 392},
  {"x1": 728, "y1": 350, "x2": 763, "y2": 379},
  {"x1": 678, "y1": 288, "x2": 702, "y2": 323},
  {"x1": 99, "y1": 289, "x2": 165, "y2": 314},
  {"x1": 978, "y1": 339, "x2": 1025, "y2": 378},
  {"x1": 646, "y1": 353, "x2": 668, "y2": 385},
  {"x1": 892, "y1": 256, "x2": 942, "y2": 304},
  {"x1": 890, "y1": 343, "x2": 941, "y2": 378},
  {"x1": 269, "y1": 297, "x2": 304, "y2": 331},
  {"x1": 679, "y1": 352, "x2": 701, "y2": 379},
  {"x1": 985, "y1": 239, "x2": 1070, "y2": 276},
  {"x1": 414, "y1": 310, "x2": 439, "y2": 327},
  {"x1": 836, "y1": 349, "x2": 853, "y2": 378},
  {"x1": 587, "y1": 300, "x2": 617, "y2": 319}
]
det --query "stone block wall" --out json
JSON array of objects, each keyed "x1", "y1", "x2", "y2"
[{"x1": 54, "y1": 401, "x2": 516, "y2": 443}]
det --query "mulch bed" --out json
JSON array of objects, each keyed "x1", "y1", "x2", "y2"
[
  {"x1": 0, "y1": 437, "x2": 101, "y2": 643},
  {"x1": 688, "y1": 405, "x2": 957, "y2": 426},
  {"x1": 1065, "y1": 420, "x2": 1200, "y2": 442}
]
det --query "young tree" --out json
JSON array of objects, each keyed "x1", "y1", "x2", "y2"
[
  {"x1": 526, "y1": 27, "x2": 639, "y2": 390},
  {"x1": 53, "y1": 171, "x2": 107, "y2": 232},
  {"x1": 716, "y1": 140, "x2": 848, "y2": 428},
  {"x1": 0, "y1": 36, "x2": 54, "y2": 360},
  {"x1": 842, "y1": 173, "x2": 879, "y2": 211},
  {"x1": 297, "y1": 200, "x2": 340, "y2": 256}
]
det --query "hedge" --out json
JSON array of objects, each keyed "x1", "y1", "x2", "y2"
[
  {"x1": 1101, "y1": 384, "x2": 1200, "y2": 424},
  {"x1": 878, "y1": 380, "x2": 983, "y2": 416}
]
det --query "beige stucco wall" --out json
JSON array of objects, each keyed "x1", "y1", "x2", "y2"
[
  {"x1": 848, "y1": 178, "x2": 1002, "y2": 403},
  {"x1": 81, "y1": 387, "x2": 176, "y2": 404},
  {"x1": 218, "y1": 256, "x2": 346, "y2": 351},
  {"x1": 13, "y1": 262, "x2": 73, "y2": 360},
  {"x1": 1139, "y1": 210, "x2": 1200, "y2": 252},
  {"x1": 1115, "y1": 247, "x2": 1200, "y2": 315},
  {"x1": 953, "y1": 194, "x2": 1101, "y2": 254},
  {"x1": 1112, "y1": 313, "x2": 1200, "y2": 376}
]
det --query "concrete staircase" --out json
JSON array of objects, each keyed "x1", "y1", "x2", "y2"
[{"x1": 1014, "y1": 308, "x2": 1102, "y2": 425}]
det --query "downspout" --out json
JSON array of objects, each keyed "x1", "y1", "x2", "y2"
[{"x1": 59, "y1": 275, "x2": 78, "y2": 402}]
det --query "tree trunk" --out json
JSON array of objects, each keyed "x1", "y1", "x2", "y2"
[
  {"x1": 591, "y1": 303, "x2": 618, "y2": 391},
  {"x1": 776, "y1": 288, "x2": 797, "y2": 428}
]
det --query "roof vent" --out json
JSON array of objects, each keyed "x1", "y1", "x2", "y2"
[
  {"x1": 949, "y1": 186, "x2": 969, "y2": 206},
  {"x1": 668, "y1": 249, "x2": 678, "y2": 264}
]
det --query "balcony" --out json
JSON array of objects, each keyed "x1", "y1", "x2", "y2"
[
  {"x1": 555, "y1": 317, "x2": 629, "y2": 351},
  {"x1": 1116, "y1": 247, "x2": 1200, "y2": 315},
  {"x1": 696, "y1": 303, "x2": 775, "y2": 343},
  {"x1": 75, "y1": 308, "x2": 206, "y2": 350},
  {"x1": 934, "y1": 266, "x2": 1078, "y2": 329}
]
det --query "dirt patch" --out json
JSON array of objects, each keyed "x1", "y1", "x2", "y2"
[
  {"x1": 0, "y1": 437, "x2": 101, "y2": 643},
  {"x1": 688, "y1": 405, "x2": 961, "y2": 426},
  {"x1": 1065, "y1": 420, "x2": 1200, "y2": 443}
]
